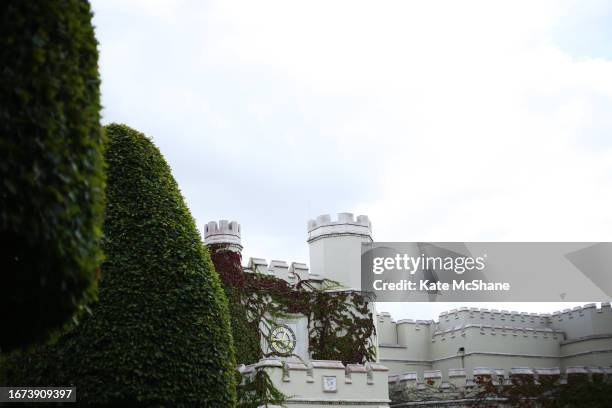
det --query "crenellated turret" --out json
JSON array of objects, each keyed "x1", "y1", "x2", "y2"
[
  {"x1": 307, "y1": 212, "x2": 373, "y2": 289},
  {"x1": 204, "y1": 220, "x2": 242, "y2": 252}
]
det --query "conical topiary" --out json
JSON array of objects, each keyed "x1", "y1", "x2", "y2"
[{"x1": 44, "y1": 124, "x2": 236, "y2": 405}]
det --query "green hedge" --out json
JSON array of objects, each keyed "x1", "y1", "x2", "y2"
[
  {"x1": 0, "y1": 1, "x2": 104, "y2": 351},
  {"x1": 43, "y1": 124, "x2": 235, "y2": 405}
]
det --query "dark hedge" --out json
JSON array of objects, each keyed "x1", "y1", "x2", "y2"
[
  {"x1": 0, "y1": 1, "x2": 105, "y2": 351},
  {"x1": 2, "y1": 124, "x2": 238, "y2": 406}
]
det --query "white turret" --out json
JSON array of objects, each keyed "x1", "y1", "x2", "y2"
[
  {"x1": 307, "y1": 212, "x2": 373, "y2": 289},
  {"x1": 204, "y1": 220, "x2": 242, "y2": 252}
]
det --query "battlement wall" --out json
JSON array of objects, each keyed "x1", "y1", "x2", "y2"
[
  {"x1": 379, "y1": 303, "x2": 611, "y2": 348},
  {"x1": 240, "y1": 359, "x2": 390, "y2": 407},
  {"x1": 307, "y1": 212, "x2": 372, "y2": 242},
  {"x1": 379, "y1": 307, "x2": 560, "y2": 337},
  {"x1": 377, "y1": 314, "x2": 435, "y2": 347},
  {"x1": 559, "y1": 320, "x2": 612, "y2": 369},
  {"x1": 550, "y1": 302, "x2": 612, "y2": 340},
  {"x1": 377, "y1": 312, "x2": 398, "y2": 345},
  {"x1": 307, "y1": 212, "x2": 373, "y2": 289},
  {"x1": 430, "y1": 324, "x2": 564, "y2": 374},
  {"x1": 382, "y1": 304, "x2": 612, "y2": 336},
  {"x1": 432, "y1": 324, "x2": 563, "y2": 343},
  {"x1": 378, "y1": 317, "x2": 435, "y2": 376},
  {"x1": 389, "y1": 366, "x2": 612, "y2": 400},
  {"x1": 395, "y1": 319, "x2": 434, "y2": 359},
  {"x1": 378, "y1": 304, "x2": 612, "y2": 377},
  {"x1": 244, "y1": 257, "x2": 312, "y2": 284},
  {"x1": 203, "y1": 219, "x2": 241, "y2": 248},
  {"x1": 437, "y1": 307, "x2": 552, "y2": 331}
]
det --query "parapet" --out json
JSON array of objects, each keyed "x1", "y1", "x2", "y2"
[
  {"x1": 204, "y1": 219, "x2": 242, "y2": 250},
  {"x1": 549, "y1": 303, "x2": 612, "y2": 340},
  {"x1": 389, "y1": 366, "x2": 612, "y2": 395},
  {"x1": 245, "y1": 257, "x2": 312, "y2": 284},
  {"x1": 424, "y1": 304, "x2": 612, "y2": 333},
  {"x1": 396, "y1": 319, "x2": 435, "y2": 325},
  {"x1": 378, "y1": 312, "x2": 394, "y2": 322},
  {"x1": 435, "y1": 303, "x2": 612, "y2": 326},
  {"x1": 246, "y1": 257, "x2": 268, "y2": 273},
  {"x1": 437, "y1": 307, "x2": 553, "y2": 331},
  {"x1": 307, "y1": 212, "x2": 372, "y2": 242},
  {"x1": 241, "y1": 359, "x2": 390, "y2": 404},
  {"x1": 439, "y1": 307, "x2": 555, "y2": 320},
  {"x1": 551, "y1": 302, "x2": 611, "y2": 320},
  {"x1": 289, "y1": 262, "x2": 310, "y2": 281},
  {"x1": 431, "y1": 324, "x2": 563, "y2": 340}
]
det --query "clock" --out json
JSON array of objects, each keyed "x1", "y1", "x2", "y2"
[
  {"x1": 269, "y1": 324, "x2": 297, "y2": 355},
  {"x1": 323, "y1": 375, "x2": 337, "y2": 392}
]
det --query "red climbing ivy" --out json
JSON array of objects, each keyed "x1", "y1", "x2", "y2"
[
  {"x1": 209, "y1": 244, "x2": 376, "y2": 366},
  {"x1": 471, "y1": 373, "x2": 612, "y2": 407}
]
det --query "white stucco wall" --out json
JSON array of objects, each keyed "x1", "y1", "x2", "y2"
[
  {"x1": 244, "y1": 359, "x2": 390, "y2": 408},
  {"x1": 307, "y1": 213, "x2": 372, "y2": 290},
  {"x1": 211, "y1": 213, "x2": 612, "y2": 405},
  {"x1": 379, "y1": 303, "x2": 612, "y2": 377}
]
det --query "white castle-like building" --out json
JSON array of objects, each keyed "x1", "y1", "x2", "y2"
[
  {"x1": 204, "y1": 213, "x2": 612, "y2": 406},
  {"x1": 378, "y1": 304, "x2": 612, "y2": 378}
]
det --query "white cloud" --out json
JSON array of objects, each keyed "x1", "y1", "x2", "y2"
[{"x1": 91, "y1": 0, "x2": 612, "y2": 318}]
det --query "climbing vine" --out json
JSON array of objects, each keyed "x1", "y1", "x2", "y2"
[
  {"x1": 209, "y1": 244, "x2": 376, "y2": 365},
  {"x1": 470, "y1": 373, "x2": 612, "y2": 407},
  {"x1": 209, "y1": 243, "x2": 376, "y2": 405},
  {"x1": 235, "y1": 369, "x2": 287, "y2": 408}
]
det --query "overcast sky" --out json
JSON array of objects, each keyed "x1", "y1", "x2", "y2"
[{"x1": 91, "y1": 1, "x2": 612, "y2": 320}]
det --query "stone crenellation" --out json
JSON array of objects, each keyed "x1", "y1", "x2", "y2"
[
  {"x1": 388, "y1": 366, "x2": 612, "y2": 390},
  {"x1": 307, "y1": 212, "x2": 371, "y2": 231},
  {"x1": 239, "y1": 359, "x2": 391, "y2": 407},
  {"x1": 225, "y1": 212, "x2": 388, "y2": 406},
  {"x1": 307, "y1": 212, "x2": 372, "y2": 243},
  {"x1": 306, "y1": 213, "x2": 373, "y2": 288},
  {"x1": 381, "y1": 303, "x2": 612, "y2": 335},
  {"x1": 205, "y1": 212, "x2": 373, "y2": 289},
  {"x1": 207, "y1": 213, "x2": 611, "y2": 407},
  {"x1": 203, "y1": 219, "x2": 242, "y2": 250},
  {"x1": 388, "y1": 366, "x2": 612, "y2": 406},
  {"x1": 431, "y1": 324, "x2": 565, "y2": 339},
  {"x1": 239, "y1": 359, "x2": 388, "y2": 384},
  {"x1": 244, "y1": 257, "x2": 317, "y2": 283},
  {"x1": 378, "y1": 303, "x2": 612, "y2": 379}
]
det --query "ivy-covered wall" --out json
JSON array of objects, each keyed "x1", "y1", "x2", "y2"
[{"x1": 209, "y1": 244, "x2": 377, "y2": 365}]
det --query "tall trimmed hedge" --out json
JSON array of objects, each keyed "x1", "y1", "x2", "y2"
[
  {"x1": 39, "y1": 124, "x2": 236, "y2": 405},
  {"x1": 0, "y1": 1, "x2": 104, "y2": 351}
]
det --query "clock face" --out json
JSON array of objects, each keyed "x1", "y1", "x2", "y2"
[
  {"x1": 323, "y1": 375, "x2": 337, "y2": 392},
  {"x1": 269, "y1": 324, "x2": 297, "y2": 355}
]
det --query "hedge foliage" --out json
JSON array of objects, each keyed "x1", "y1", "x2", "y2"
[
  {"x1": 2, "y1": 124, "x2": 237, "y2": 406},
  {"x1": 0, "y1": 1, "x2": 105, "y2": 351}
]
